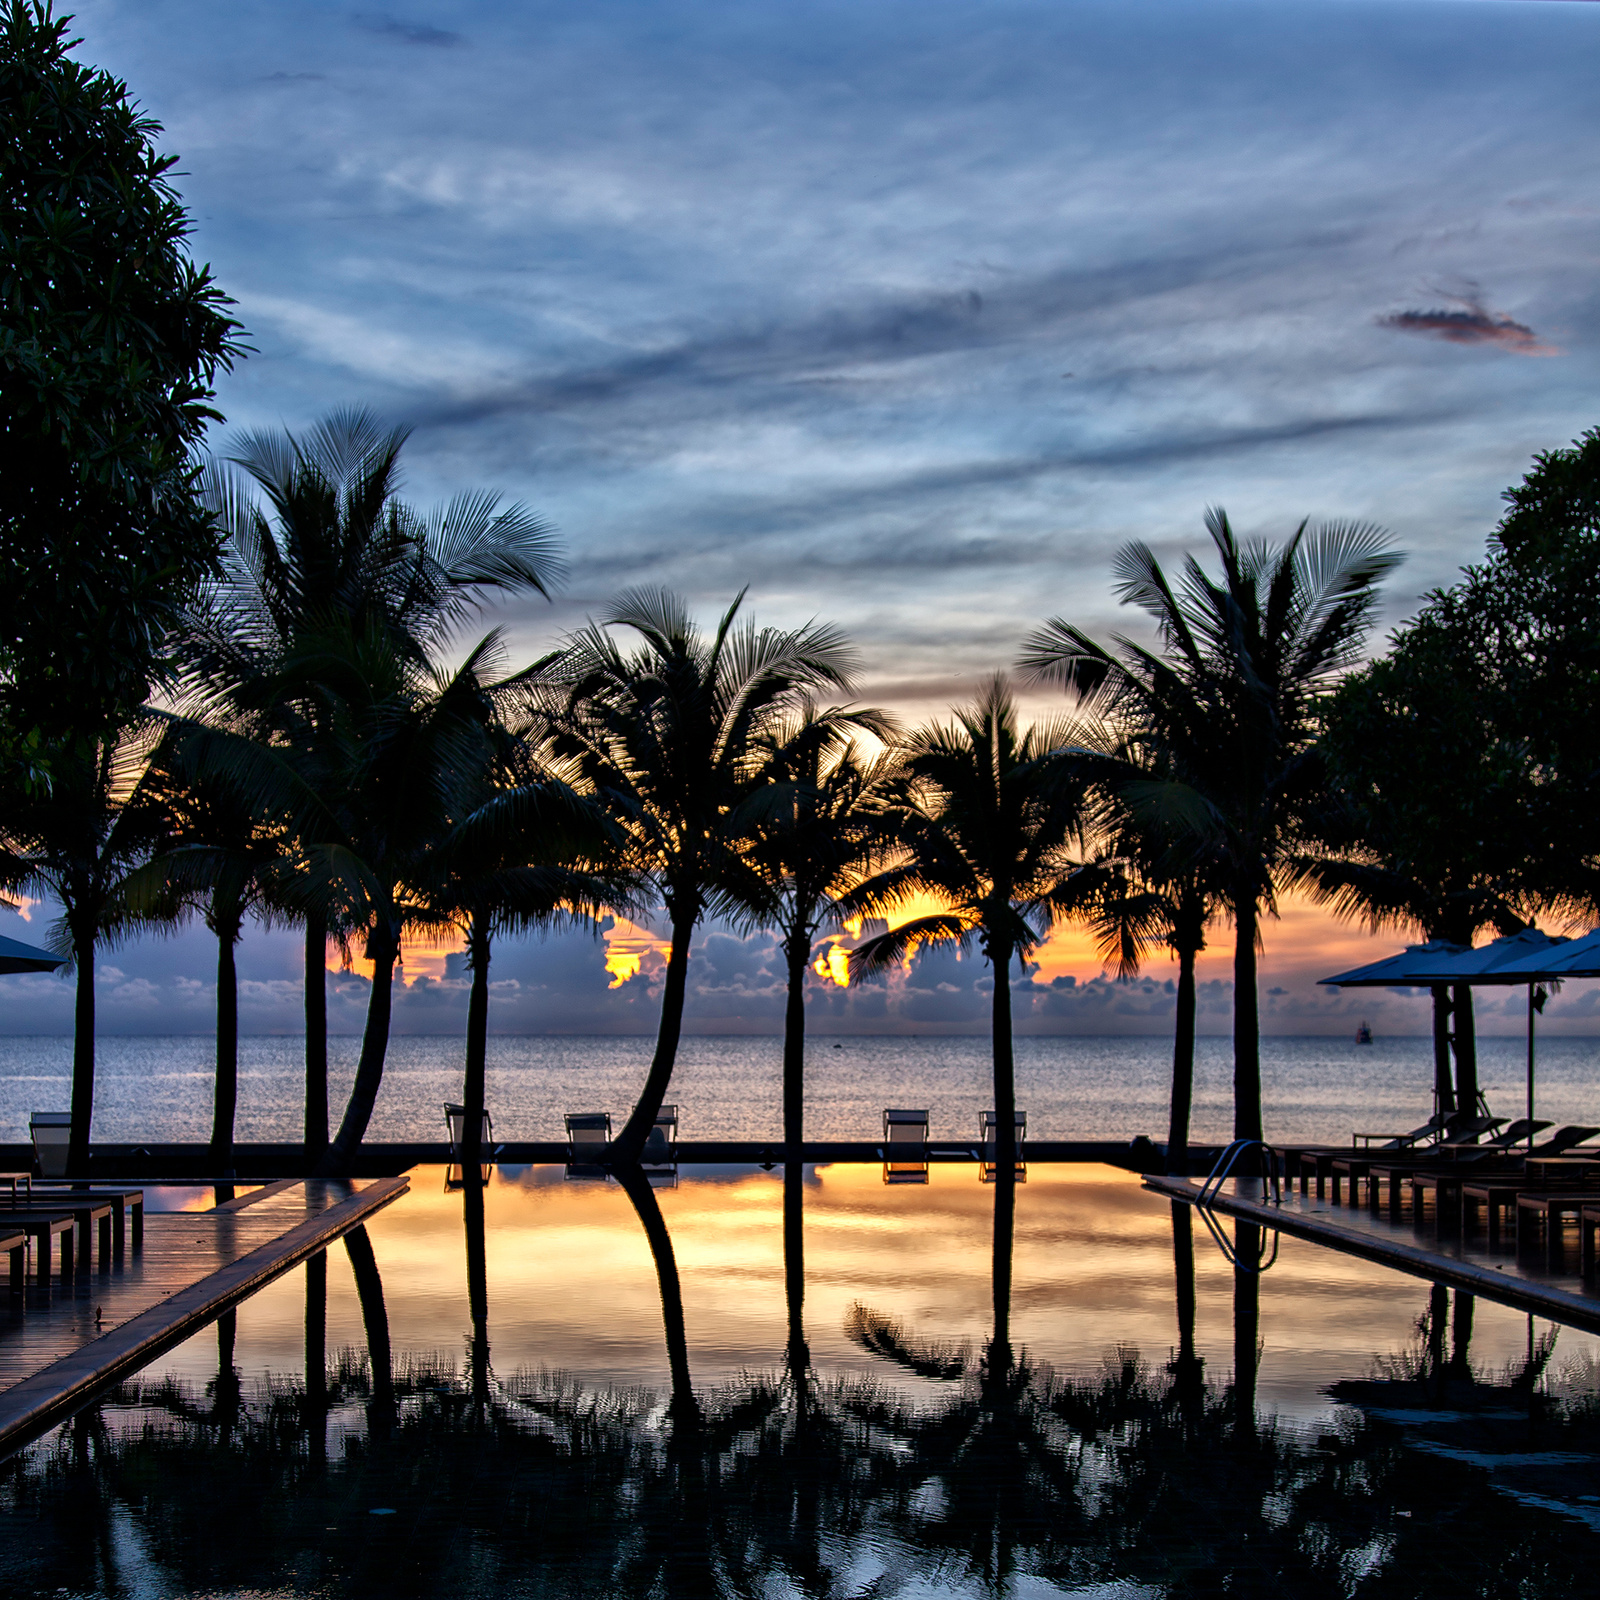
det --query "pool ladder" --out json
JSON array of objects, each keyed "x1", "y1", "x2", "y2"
[{"x1": 1195, "y1": 1139, "x2": 1281, "y2": 1274}]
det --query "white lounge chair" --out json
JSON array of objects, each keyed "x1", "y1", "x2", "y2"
[
  {"x1": 644, "y1": 1105, "x2": 678, "y2": 1188},
  {"x1": 980, "y1": 1110, "x2": 1026, "y2": 1183},
  {"x1": 565, "y1": 1111, "x2": 612, "y2": 1178},
  {"x1": 30, "y1": 1112, "x2": 71, "y2": 1178},
  {"x1": 883, "y1": 1108, "x2": 929, "y2": 1184}
]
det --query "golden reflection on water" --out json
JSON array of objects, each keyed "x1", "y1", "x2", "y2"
[{"x1": 151, "y1": 1162, "x2": 1600, "y2": 1423}]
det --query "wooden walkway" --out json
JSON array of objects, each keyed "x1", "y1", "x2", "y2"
[
  {"x1": 0, "y1": 1175, "x2": 408, "y2": 1458},
  {"x1": 1146, "y1": 1172, "x2": 1600, "y2": 1335}
]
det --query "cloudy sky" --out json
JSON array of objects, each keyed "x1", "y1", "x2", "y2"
[{"x1": 6, "y1": 0, "x2": 1599, "y2": 1036}]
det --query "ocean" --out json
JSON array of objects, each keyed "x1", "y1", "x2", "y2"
[{"x1": 1, "y1": 1032, "x2": 1596, "y2": 1147}]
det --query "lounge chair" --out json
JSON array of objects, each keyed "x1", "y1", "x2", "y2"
[
  {"x1": 980, "y1": 1110, "x2": 1026, "y2": 1184},
  {"x1": 29, "y1": 1112, "x2": 71, "y2": 1178},
  {"x1": 1283, "y1": 1110, "x2": 1479, "y2": 1196},
  {"x1": 643, "y1": 1106, "x2": 678, "y2": 1188},
  {"x1": 883, "y1": 1108, "x2": 929, "y2": 1185},
  {"x1": 565, "y1": 1112, "x2": 612, "y2": 1178},
  {"x1": 444, "y1": 1103, "x2": 494, "y2": 1160}
]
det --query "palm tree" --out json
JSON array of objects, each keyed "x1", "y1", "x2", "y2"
[
  {"x1": 844, "y1": 676, "x2": 1091, "y2": 1192},
  {"x1": 187, "y1": 407, "x2": 562, "y2": 1163},
  {"x1": 0, "y1": 723, "x2": 174, "y2": 1174},
  {"x1": 419, "y1": 709, "x2": 629, "y2": 1174},
  {"x1": 131, "y1": 731, "x2": 290, "y2": 1176},
  {"x1": 1022, "y1": 509, "x2": 1399, "y2": 1146},
  {"x1": 548, "y1": 589, "x2": 855, "y2": 1167},
  {"x1": 742, "y1": 709, "x2": 898, "y2": 1163}
]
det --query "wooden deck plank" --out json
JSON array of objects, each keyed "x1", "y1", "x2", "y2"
[{"x1": 0, "y1": 1175, "x2": 408, "y2": 1458}]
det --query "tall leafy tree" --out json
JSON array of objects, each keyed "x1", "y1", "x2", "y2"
[
  {"x1": 186, "y1": 409, "x2": 561, "y2": 1163},
  {"x1": 1309, "y1": 623, "x2": 1533, "y2": 1114},
  {"x1": 1023, "y1": 510, "x2": 1398, "y2": 1146},
  {"x1": 550, "y1": 589, "x2": 855, "y2": 1167},
  {"x1": 0, "y1": 1, "x2": 241, "y2": 755},
  {"x1": 845, "y1": 677, "x2": 1092, "y2": 1194},
  {"x1": 0, "y1": 722, "x2": 174, "y2": 1173}
]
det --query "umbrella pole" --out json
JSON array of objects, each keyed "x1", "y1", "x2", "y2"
[{"x1": 1527, "y1": 983, "x2": 1536, "y2": 1153}]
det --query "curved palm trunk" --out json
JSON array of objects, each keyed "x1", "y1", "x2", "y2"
[
  {"x1": 616, "y1": 1161, "x2": 700, "y2": 1424},
  {"x1": 304, "y1": 911, "x2": 328, "y2": 1164},
  {"x1": 460, "y1": 912, "x2": 492, "y2": 1172},
  {"x1": 1431, "y1": 985, "x2": 1456, "y2": 1116},
  {"x1": 344, "y1": 1224, "x2": 394, "y2": 1437},
  {"x1": 1166, "y1": 930, "x2": 1201, "y2": 1177},
  {"x1": 68, "y1": 930, "x2": 95, "y2": 1178},
  {"x1": 1231, "y1": 891, "x2": 1262, "y2": 1147},
  {"x1": 613, "y1": 910, "x2": 695, "y2": 1166},
  {"x1": 321, "y1": 918, "x2": 399, "y2": 1177},
  {"x1": 211, "y1": 903, "x2": 243, "y2": 1178}
]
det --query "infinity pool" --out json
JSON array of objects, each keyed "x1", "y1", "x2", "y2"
[{"x1": 3, "y1": 1164, "x2": 1599, "y2": 1595}]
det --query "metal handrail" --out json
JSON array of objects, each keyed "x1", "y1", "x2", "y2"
[
  {"x1": 1193, "y1": 1138, "x2": 1282, "y2": 1275},
  {"x1": 1196, "y1": 1203, "x2": 1281, "y2": 1273},
  {"x1": 1197, "y1": 1139, "x2": 1281, "y2": 1209}
]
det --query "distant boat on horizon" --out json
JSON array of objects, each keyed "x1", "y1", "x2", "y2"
[{"x1": 1355, "y1": 1020, "x2": 1374, "y2": 1045}]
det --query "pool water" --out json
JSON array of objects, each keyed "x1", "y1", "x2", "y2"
[{"x1": 3, "y1": 1164, "x2": 1599, "y2": 1595}]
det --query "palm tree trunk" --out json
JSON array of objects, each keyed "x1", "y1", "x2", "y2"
[
  {"x1": 616, "y1": 1161, "x2": 700, "y2": 1424},
  {"x1": 211, "y1": 906, "x2": 242, "y2": 1178},
  {"x1": 1232, "y1": 1220, "x2": 1259, "y2": 1445},
  {"x1": 1231, "y1": 891, "x2": 1262, "y2": 1147},
  {"x1": 304, "y1": 910, "x2": 328, "y2": 1163},
  {"x1": 461, "y1": 912, "x2": 491, "y2": 1172},
  {"x1": 68, "y1": 931, "x2": 95, "y2": 1178},
  {"x1": 1166, "y1": 936, "x2": 1199, "y2": 1176},
  {"x1": 344, "y1": 1224, "x2": 394, "y2": 1437},
  {"x1": 1431, "y1": 985, "x2": 1456, "y2": 1116},
  {"x1": 613, "y1": 910, "x2": 695, "y2": 1166},
  {"x1": 991, "y1": 939, "x2": 1017, "y2": 1356},
  {"x1": 782, "y1": 927, "x2": 809, "y2": 1373},
  {"x1": 1452, "y1": 983, "x2": 1479, "y2": 1115},
  {"x1": 464, "y1": 1173, "x2": 490, "y2": 1414},
  {"x1": 321, "y1": 918, "x2": 399, "y2": 1177},
  {"x1": 782, "y1": 930, "x2": 809, "y2": 1162}
]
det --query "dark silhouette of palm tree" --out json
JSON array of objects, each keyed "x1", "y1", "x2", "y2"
[
  {"x1": 740, "y1": 707, "x2": 898, "y2": 1251},
  {"x1": 548, "y1": 589, "x2": 855, "y2": 1166},
  {"x1": 845, "y1": 676, "x2": 1091, "y2": 1192},
  {"x1": 1023, "y1": 509, "x2": 1399, "y2": 1145},
  {"x1": 190, "y1": 408, "x2": 561, "y2": 1163},
  {"x1": 0, "y1": 722, "x2": 175, "y2": 1174}
]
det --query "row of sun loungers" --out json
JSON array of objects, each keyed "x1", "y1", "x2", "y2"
[
  {"x1": 0, "y1": 1174, "x2": 145, "y2": 1290},
  {"x1": 1273, "y1": 1114, "x2": 1600, "y2": 1273}
]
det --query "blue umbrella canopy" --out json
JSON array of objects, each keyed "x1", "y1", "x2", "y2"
[
  {"x1": 1493, "y1": 928, "x2": 1600, "y2": 980},
  {"x1": 1406, "y1": 926, "x2": 1570, "y2": 984},
  {"x1": 0, "y1": 933, "x2": 63, "y2": 975},
  {"x1": 1318, "y1": 938, "x2": 1469, "y2": 989}
]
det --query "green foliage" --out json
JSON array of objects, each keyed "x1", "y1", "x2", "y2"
[
  {"x1": 1321, "y1": 426, "x2": 1600, "y2": 927},
  {"x1": 0, "y1": 0, "x2": 242, "y2": 743}
]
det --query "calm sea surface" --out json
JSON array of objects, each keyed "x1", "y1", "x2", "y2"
[{"x1": 1, "y1": 1032, "x2": 1596, "y2": 1145}]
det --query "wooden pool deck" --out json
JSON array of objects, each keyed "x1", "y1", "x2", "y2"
[
  {"x1": 0, "y1": 1174, "x2": 408, "y2": 1458},
  {"x1": 1146, "y1": 1172, "x2": 1600, "y2": 1335}
]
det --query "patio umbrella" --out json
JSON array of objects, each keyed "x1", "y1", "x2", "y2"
[
  {"x1": 0, "y1": 933, "x2": 64, "y2": 974},
  {"x1": 1409, "y1": 928, "x2": 1572, "y2": 1149},
  {"x1": 1319, "y1": 940, "x2": 1469, "y2": 1113}
]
